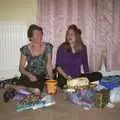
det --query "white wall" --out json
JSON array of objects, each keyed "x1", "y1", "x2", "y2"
[
  {"x1": 0, "y1": 0, "x2": 37, "y2": 25},
  {"x1": 0, "y1": 21, "x2": 28, "y2": 80},
  {"x1": 0, "y1": 0, "x2": 37, "y2": 80}
]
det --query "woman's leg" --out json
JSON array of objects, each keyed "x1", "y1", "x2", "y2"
[
  {"x1": 16, "y1": 74, "x2": 40, "y2": 88},
  {"x1": 57, "y1": 74, "x2": 67, "y2": 89},
  {"x1": 36, "y1": 73, "x2": 46, "y2": 92},
  {"x1": 80, "y1": 72, "x2": 103, "y2": 82},
  {"x1": 16, "y1": 73, "x2": 46, "y2": 94}
]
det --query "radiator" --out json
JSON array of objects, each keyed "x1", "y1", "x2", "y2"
[{"x1": 0, "y1": 21, "x2": 27, "y2": 80}]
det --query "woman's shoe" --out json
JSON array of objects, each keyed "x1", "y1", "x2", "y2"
[{"x1": 3, "y1": 87, "x2": 17, "y2": 102}]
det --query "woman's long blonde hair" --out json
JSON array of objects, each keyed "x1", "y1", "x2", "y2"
[{"x1": 62, "y1": 24, "x2": 85, "y2": 54}]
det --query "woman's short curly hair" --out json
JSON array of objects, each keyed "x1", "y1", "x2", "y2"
[{"x1": 27, "y1": 24, "x2": 43, "y2": 41}]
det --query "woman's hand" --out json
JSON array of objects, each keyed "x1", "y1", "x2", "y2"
[
  {"x1": 28, "y1": 74, "x2": 37, "y2": 82},
  {"x1": 67, "y1": 75, "x2": 72, "y2": 80}
]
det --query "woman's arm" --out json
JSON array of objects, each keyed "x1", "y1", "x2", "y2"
[
  {"x1": 56, "y1": 67, "x2": 71, "y2": 79},
  {"x1": 45, "y1": 43, "x2": 54, "y2": 79},
  {"x1": 19, "y1": 54, "x2": 37, "y2": 81},
  {"x1": 46, "y1": 54, "x2": 53, "y2": 79}
]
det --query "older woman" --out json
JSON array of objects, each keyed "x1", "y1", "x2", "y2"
[{"x1": 18, "y1": 24, "x2": 53, "y2": 94}]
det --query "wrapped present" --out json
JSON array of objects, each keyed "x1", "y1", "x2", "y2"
[
  {"x1": 19, "y1": 94, "x2": 40, "y2": 105},
  {"x1": 16, "y1": 94, "x2": 56, "y2": 112},
  {"x1": 95, "y1": 89, "x2": 109, "y2": 109},
  {"x1": 16, "y1": 103, "x2": 33, "y2": 112},
  {"x1": 100, "y1": 75, "x2": 120, "y2": 89},
  {"x1": 65, "y1": 88, "x2": 96, "y2": 110},
  {"x1": 16, "y1": 94, "x2": 41, "y2": 112}
]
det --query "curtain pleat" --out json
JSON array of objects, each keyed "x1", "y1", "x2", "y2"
[{"x1": 36, "y1": 0, "x2": 120, "y2": 71}]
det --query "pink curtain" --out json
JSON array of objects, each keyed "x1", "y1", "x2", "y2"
[{"x1": 36, "y1": 0, "x2": 120, "y2": 72}]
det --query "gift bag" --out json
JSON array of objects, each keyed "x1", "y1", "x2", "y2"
[{"x1": 95, "y1": 89, "x2": 109, "y2": 109}]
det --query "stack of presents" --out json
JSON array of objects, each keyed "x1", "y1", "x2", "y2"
[{"x1": 64, "y1": 75, "x2": 120, "y2": 110}]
